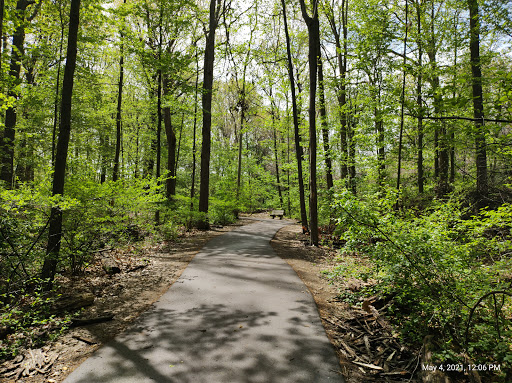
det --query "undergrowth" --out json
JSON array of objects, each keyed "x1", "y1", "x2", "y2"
[{"x1": 327, "y1": 188, "x2": 512, "y2": 382}]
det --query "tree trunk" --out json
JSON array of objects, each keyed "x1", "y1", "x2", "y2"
[
  {"x1": 112, "y1": 22, "x2": 124, "y2": 182},
  {"x1": 0, "y1": 0, "x2": 28, "y2": 187},
  {"x1": 155, "y1": 69, "x2": 162, "y2": 223},
  {"x1": 164, "y1": 103, "x2": 176, "y2": 199},
  {"x1": 374, "y1": 88, "x2": 385, "y2": 191},
  {"x1": 198, "y1": 0, "x2": 220, "y2": 229},
  {"x1": 325, "y1": 0, "x2": 349, "y2": 181},
  {"x1": 427, "y1": 3, "x2": 449, "y2": 198},
  {"x1": 281, "y1": 0, "x2": 308, "y2": 229},
  {"x1": 396, "y1": 0, "x2": 409, "y2": 199},
  {"x1": 190, "y1": 48, "x2": 199, "y2": 213},
  {"x1": 468, "y1": 0, "x2": 487, "y2": 200},
  {"x1": 0, "y1": 0, "x2": 4, "y2": 72},
  {"x1": 272, "y1": 108, "x2": 284, "y2": 208},
  {"x1": 318, "y1": 58, "x2": 334, "y2": 191},
  {"x1": 236, "y1": 87, "x2": 245, "y2": 200},
  {"x1": 299, "y1": 0, "x2": 319, "y2": 246},
  {"x1": 416, "y1": 0, "x2": 424, "y2": 194},
  {"x1": 41, "y1": 0, "x2": 81, "y2": 286},
  {"x1": 52, "y1": 6, "x2": 65, "y2": 166}
]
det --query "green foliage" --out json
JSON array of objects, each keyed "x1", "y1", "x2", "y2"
[
  {"x1": 329, "y1": 188, "x2": 512, "y2": 369},
  {"x1": 209, "y1": 198, "x2": 239, "y2": 226},
  {"x1": 0, "y1": 279, "x2": 72, "y2": 360}
]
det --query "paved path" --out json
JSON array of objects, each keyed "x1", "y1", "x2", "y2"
[{"x1": 64, "y1": 219, "x2": 345, "y2": 383}]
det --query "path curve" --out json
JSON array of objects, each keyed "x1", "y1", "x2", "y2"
[{"x1": 64, "y1": 219, "x2": 345, "y2": 383}]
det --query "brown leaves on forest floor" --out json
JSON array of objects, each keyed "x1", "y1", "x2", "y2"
[{"x1": 0, "y1": 220, "x2": 248, "y2": 383}]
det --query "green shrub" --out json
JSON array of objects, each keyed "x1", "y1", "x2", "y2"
[{"x1": 330, "y1": 188, "x2": 512, "y2": 372}]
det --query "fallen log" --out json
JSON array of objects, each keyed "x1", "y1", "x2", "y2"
[
  {"x1": 52, "y1": 292, "x2": 95, "y2": 313},
  {"x1": 70, "y1": 314, "x2": 114, "y2": 327}
]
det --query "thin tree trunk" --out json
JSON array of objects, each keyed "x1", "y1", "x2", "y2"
[
  {"x1": 164, "y1": 106, "x2": 176, "y2": 198},
  {"x1": 325, "y1": 0, "x2": 348, "y2": 180},
  {"x1": 272, "y1": 108, "x2": 284, "y2": 208},
  {"x1": 374, "y1": 85, "x2": 385, "y2": 191},
  {"x1": 175, "y1": 112, "x2": 183, "y2": 175},
  {"x1": 41, "y1": 0, "x2": 81, "y2": 285},
  {"x1": 0, "y1": 0, "x2": 28, "y2": 187},
  {"x1": 299, "y1": 0, "x2": 319, "y2": 246},
  {"x1": 281, "y1": 0, "x2": 308, "y2": 229},
  {"x1": 51, "y1": 5, "x2": 65, "y2": 166},
  {"x1": 318, "y1": 57, "x2": 333, "y2": 191},
  {"x1": 99, "y1": 133, "x2": 106, "y2": 183},
  {"x1": 396, "y1": 0, "x2": 409, "y2": 199},
  {"x1": 112, "y1": 13, "x2": 125, "y2": 182},
  {"x1": 198, "y1": 0, "x2": 220, "y2": 229},
  {"x1": 155, "y1": 68, "x2": 162, "y2": 223},
  {"x1": 0, "y1": 0, "x2": 4, "y2": 72},
  {"x1": 348, "y1": 109, "x2": 356, "y2": 193},
  {"x1": 190, "y1": 48, "x2": 199, "y2": 212},
  {"x1": 236, "y1": 87, "x2": 245, "y2": 200},
  {"x1": 163, "y1": 76, "x2": 176, "y2": 199},
  {"x1": 416, "y1": 0, "x2": 424, "y2": 194},
  {"x1": 468, "y1": 0, "x2": 487, "y2": 199}
]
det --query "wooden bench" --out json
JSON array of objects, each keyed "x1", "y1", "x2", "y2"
[{"x1": 270, "y1": 209, "x2": 284, "y2": 219}]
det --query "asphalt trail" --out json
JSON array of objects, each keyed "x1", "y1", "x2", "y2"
[{"x1": 63, "y1": 219, "x2": 345, "y2": 383}]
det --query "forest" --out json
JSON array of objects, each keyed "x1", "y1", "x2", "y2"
[{"x1": 0, "y1": 0, "x2": 511, "y2": 381}]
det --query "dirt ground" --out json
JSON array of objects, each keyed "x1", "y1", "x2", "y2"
[{"x1": 1, "y1": 216, "x2": 419, "y2": 383}]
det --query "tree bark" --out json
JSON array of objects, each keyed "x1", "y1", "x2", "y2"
[
  {"x1": 272, "y1": 107, "x2": 284, "y2": 208},
  {"x1": 0, "y1": 0, "x2": 30, "y2": 187},
  {"x1": 190, "y1": 46, "x2": 199, "y2": 213},
  {"x1": 299, "y1": 0, "x2": 319, "y2": 246},
  {"x1": 155, "y1": 69, "x2": 162, "y2": 223},
  {"x1": 427, "y1": 2, "x2": 449, "y2": 197},
  {"x1": 52, "y1": 7, "x2": 65, "y2": 167},
  {"x1": 468, "y1": 0, "x2": 487, "y2": 199},
  {"x1": 325, "y1": 0, "x2": 349, "y2": 181},
  {"x1": 396, "y1": 0, "x2": 409, "y2": 199},
  {"x1": 163, "y1": 99, "x2": 176, "y2": 199},
  {"x1": 41, "y1": 0, "x2": 81, "y2": 286},
  {"x1": 318, "y1": 57, "x2": 334, "y2": 191},
  {"x1": 416, "y1": 0, "x2": 424, "y2": 194},
  {"x1": 112, "y1": 17, "x2": 125, "y2": 182},
  {"x1": 198, "y1": 0, "x2": 220, "y2": 229},
  {"x1": 281, "y1": 0, "x2": 308, "y2": 230}
]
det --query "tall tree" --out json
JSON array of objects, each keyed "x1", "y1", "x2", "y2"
[
  {"x1": 112, "y1": 0, "x2": 127, "y2": 182},
  {"x1": 396, "y1": 0, "x2": 409, "y2": 197},
  {"x1": 198, "y1": 0, "x2": 223, "y2": 228},
  {"x1": 299, "y1": 0, "x2": 320, "y2": 246},
  {"x1": 414, "y1": 0, "x2": 424, "y2": 194},
  {"x1": 280, "y1": 0, "x2": 308, "y2": 230},
  {"x1": 41, "y1": 0, "x2": 81, "y2": 285},
  {"x1": 468, "y1": 0, "x2": 488, "y2": 200},
  {"x1": 0, "y1": 0, "x2": 39, "y2": 187},
  {"x1": 324, "y1": 0, "x2": 349, "y2": 183},
  {"x1": 318, "y1": 57, "x2": 334, "y2": 191}
]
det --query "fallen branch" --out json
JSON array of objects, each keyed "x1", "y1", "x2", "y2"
[{"x1": 70, "y1": 314, "x2": 114, "y2": 327}]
